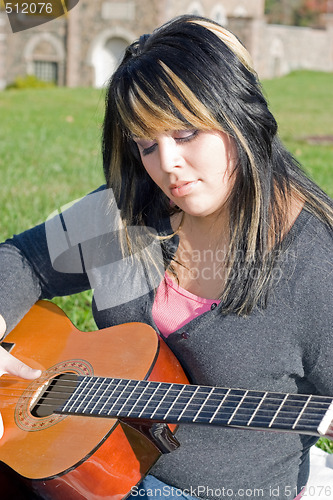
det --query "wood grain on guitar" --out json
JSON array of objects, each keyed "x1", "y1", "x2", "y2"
[
  {"x1": 0, "y1": 301, "x2": 187, "y2": 499},
  {"x1": 0, "y1": 301, "x2": 332, "y2": 499}
]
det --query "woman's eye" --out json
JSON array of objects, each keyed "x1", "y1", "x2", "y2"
[
  {"x1": 135, "y1": 140, "x2": 157, "y2": 156},
  {"x1": 142, "y1": 143, "x2": 157, "y2": 156},
  {"x1": 174, "y1": 129, "x2": 198, "y2": 140},
  {"x1": 174, "y1": 129, "x2": 199, "y2": 143},
  {"x1": 133, "y1": 129, "x2": 199, "y2": 157}
]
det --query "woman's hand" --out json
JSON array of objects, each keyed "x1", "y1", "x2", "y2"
[
  {"x1": 0, "y1": 345, "x2": 42, "y2": 379},
  {"x1": 0, "y1": 314, "x2": 41, "y2": 378},
  {"x1": 0, "y1": 316, "x2": 42, "y2": 437}
]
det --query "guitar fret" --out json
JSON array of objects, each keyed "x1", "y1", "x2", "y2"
[
  {"x1": 247, "y1": 392, "x2": 268, "y2": 426},
  {"x1": 106, "y1": 379, "x2": 134, "y2": 416},
  {"x1": 193, "y1": 387, "x2": 215, "y2": 422},
  {"x1": 150, "y1": 384, "x2": 173, "y2": 419},
  {"x1": 144, "y1": 385, "x2": 198, "y2": 421},
  {"x1": 80, "y1": 377, "x2": 106, "y2": 413},
  {"x1": 79, "y1": 377, "x2": 104, "y2": 413},
  {"x1": 146, "y1": 386, "x2": 214, "y2": 422},
  {"x1": 123, "y1": 381, "x2": 153, "y2": 417},
  {"x1": 164, "y1": 385, "x2": 187, "y2": 420},
  {"x1": 55, "y1": 375, "x2": 333, "y2": 439},
  {"x1": 125, "y1": 382, "x2": 168, "y2": 418},
  {"x1": 90, "y1": 378, "x2": 114, "y2": 414},
  {"x1": 97, "y1": 378, "x2": 123, "y2": 415},
  {"x1": 62, "y1": 376, "x2": 88, "y2": 413},
  {"x1": 212, "y1": 389, "x2": 249, "y2": 425},
  {"x1": 177, "y1": 386, "x2": 200, "y2": 422},
  {"x1": 268, "y1": 393, "x2": 289, "y2": 428},
  {"x1": 137, "y1": 382, "x2": 162, "y2": 418},
  {"x1": 227, "y1": 390, "x2": 249, "y2": 425},
  {"x1": 269, "y1": 394, "x2": 316, "y2": 430},
  {"x1": 292, "y1": 395, "x2": 312, "y2": 430},
  {"x1": 209, "y1": 388, "x2": 231, "y2": 424}
]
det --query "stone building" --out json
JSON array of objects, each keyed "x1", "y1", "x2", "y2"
[{"x1": 0, "y1": 0, "x2": 332, "y2": 89}]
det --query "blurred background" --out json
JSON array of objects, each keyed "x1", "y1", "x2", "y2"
[
  {"x1": 0, "y1": 0, "x2": 332, "y2": 324},
  {"x1": 0, "y1": 0, "x2": 332, "y2": 456},
  {"x1": 1, "y1": 0, "x2": 333, "y2": 87}
]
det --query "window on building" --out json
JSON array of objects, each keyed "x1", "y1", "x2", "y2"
[{"x1": 33, "y1": 61, "x2": 58, "y2": 83}]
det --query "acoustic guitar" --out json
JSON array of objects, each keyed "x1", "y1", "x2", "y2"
[{"x1": 0, "y1": 301, "x2": 332, "y2": 499}]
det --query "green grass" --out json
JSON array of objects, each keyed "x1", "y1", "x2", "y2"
[
  {"x1": 0, "y1": 87, "x2": 105, "y2": 331},
  {"x1": 0, "y1": 87, "x2": 105, "y2": 236},
  {"x1": 262, "y1": 70, "x2": 333, "y2": 197},
  {"x1": 2, "y1": 71, "x2": 332, "y2": 329},
  {"x1": 1, "y1": 72, "x2": 333, "y2": 453}
]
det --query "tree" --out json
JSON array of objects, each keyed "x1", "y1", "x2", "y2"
[
  {"x1": 265, "y1": 0, "x2": 328, "y2": 26},
  {"x1": 265, "y1": 0, "x2": 302, "y2": 25}
]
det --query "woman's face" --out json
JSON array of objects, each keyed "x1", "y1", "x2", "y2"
[{"x1": 133, "y1": 129, "x2": 238, "y2": 220}]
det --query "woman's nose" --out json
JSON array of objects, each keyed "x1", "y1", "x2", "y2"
[{"x1": 158, "y1": 137, "x2": 183, "y2": 172}]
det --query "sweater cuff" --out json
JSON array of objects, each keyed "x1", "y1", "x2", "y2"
[{"x1": 0, "y1": 243, "x2": 41, "y2": 334}]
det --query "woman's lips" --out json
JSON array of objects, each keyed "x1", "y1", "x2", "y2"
[{"x1": 170, "y1": 180, "x2": 199, "y2": 198}]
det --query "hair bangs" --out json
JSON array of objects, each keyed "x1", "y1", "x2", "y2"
[{"x1": 115, "y1": 60, "x2": 220, "y2": 139}]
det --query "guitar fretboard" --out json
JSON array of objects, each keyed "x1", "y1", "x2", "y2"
[{"x1": 55, "y1": 377, "x2": 333, "y2": 437}]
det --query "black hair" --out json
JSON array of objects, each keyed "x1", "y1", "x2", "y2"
[{"x1": 102, "y1": 15, "x2": 333, "y2": 314}]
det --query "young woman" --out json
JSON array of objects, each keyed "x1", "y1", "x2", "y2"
[{"x1": 0, "y1": 15, "x2": 332, "y2": 500}]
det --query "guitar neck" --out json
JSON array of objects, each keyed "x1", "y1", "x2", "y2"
[{"x1": 55, "y1": 376, "x2": 333, "y2": 438}]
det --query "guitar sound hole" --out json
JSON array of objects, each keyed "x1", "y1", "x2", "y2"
[{"x1": 31, "y1": 373, "x2": 78, "y2": 418}]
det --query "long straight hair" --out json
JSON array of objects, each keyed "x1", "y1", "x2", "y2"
[{"x1": 102, "y1": 15, "x2": 333, "y2": 315}]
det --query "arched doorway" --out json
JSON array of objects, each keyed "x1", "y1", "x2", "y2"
[
  {"x1": 24, "y1": 33, "x2": 65, "y2": 85},
  {"x1": 89, "y1": 30, "x2": 134, "y2": 88}
]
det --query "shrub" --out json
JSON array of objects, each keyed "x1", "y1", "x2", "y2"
[{"x1": 6, "y1": 74, "x2": 56, "y2": 90}]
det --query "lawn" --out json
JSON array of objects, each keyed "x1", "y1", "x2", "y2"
[
  {"x1": 0, "y1": 71, "x2": 333, "y2": 453},
  {"x1": 263, "y1": 70, "x2": 333, "y2": 197},
  {"x1": 1, "y1": 70, "x2": 332, "y2": 326},
  {"x1": 0, "y1": 87, "x2": 105, "y2": 331}
]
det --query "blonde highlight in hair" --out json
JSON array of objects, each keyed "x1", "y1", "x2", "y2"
[
  {"x1": 103, "y1": 14, "x2": 333, "y2": 315},
  {"x1": 115, "y1": 61, "x2": 219, "y2": 139},
  {"x1": 191, "y1": 19, "x2": 255, "y2": 74}
]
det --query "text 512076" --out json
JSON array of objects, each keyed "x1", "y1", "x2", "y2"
[{"x1": 5, "y1": 2, "x2": 53, "y2": 14}]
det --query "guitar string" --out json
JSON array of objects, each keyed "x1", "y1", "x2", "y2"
[
  {"x1": 0, "y1": 378, "x2": 332, "y2": 425},
  {"x1": 0, "y1": 401, "x2": 330, "y2": 426},
  {"x1": 0, "y1": 386, "x2": 331, "y2": 414},
  {"x1": 1, "y1": 400, "x2": 328, "y2": 430},
  {"x1": 0, "y1": 376, "x2": 331, "y2": 409},
  {"x1": 1, "y1": 395, "x2": 330, "y2": 423}
]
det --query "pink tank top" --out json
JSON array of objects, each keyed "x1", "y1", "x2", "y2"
[
  {"x1": 152, "y1": 275, "x2": 306, "y2": 499},
  {"x1": 152, "y1": 272, "x2": 220, "y2": 337}
]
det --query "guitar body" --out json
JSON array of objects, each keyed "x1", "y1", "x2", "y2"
[{"x1": 0, "y1": 301, "x2": 189, "y2": 499}]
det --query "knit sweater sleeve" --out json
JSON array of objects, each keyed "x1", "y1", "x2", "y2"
[
  {"x1": 0, "y1": 220, "x2": 92, "y2": 334},
  {"x1": 0, "y1": 185, "x2": 118, "y2": 333},
  {"x1": 293, "y1": 216, "x2": 333, "y2": 396}
]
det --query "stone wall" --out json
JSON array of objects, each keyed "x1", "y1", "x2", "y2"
[
  {"x1": 256, "y1": 23, "x2": 333, "y2": 79},
  {"x1": 0, "y1": 11, "x2": 67, "y2": 87},
  {"x1": 0, "y1": 0, "x2": 332, "y2": 90}
]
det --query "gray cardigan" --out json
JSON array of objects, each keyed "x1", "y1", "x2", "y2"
[{"x1": 0, "y1": 186, "x2": 332, "y2": 499}]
